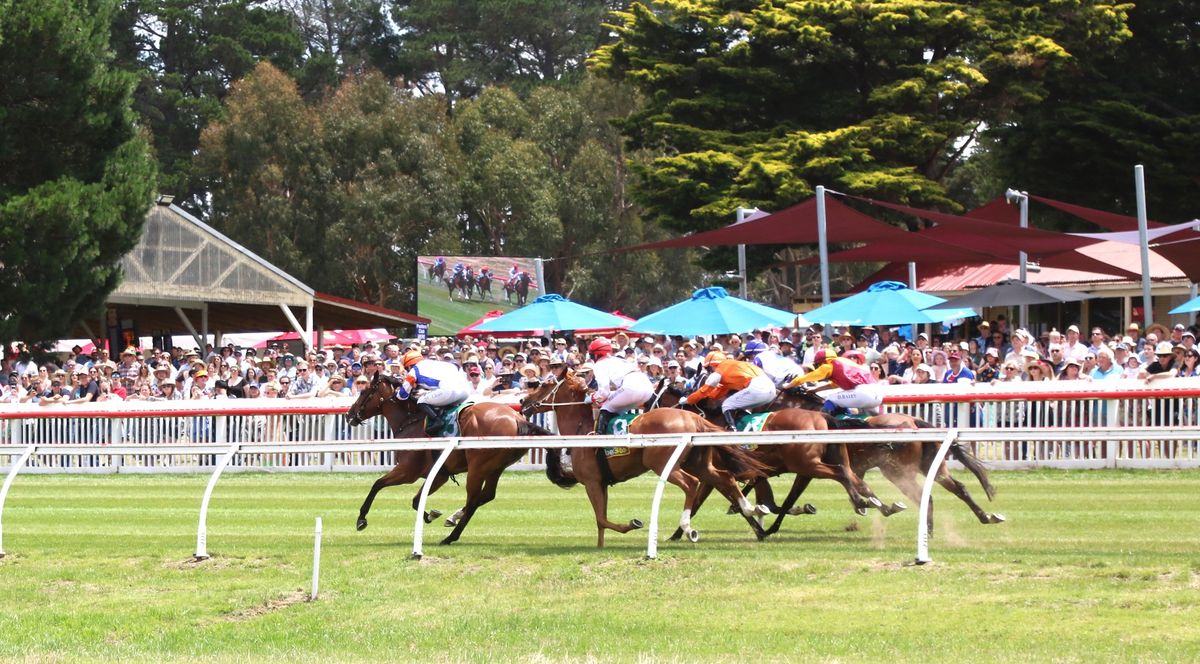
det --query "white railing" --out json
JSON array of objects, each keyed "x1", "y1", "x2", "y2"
[{"x1": 1, "y1": 378, "x2": 1198, "y2": 472}]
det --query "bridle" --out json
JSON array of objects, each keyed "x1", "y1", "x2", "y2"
[{"x1": 347, "y1": 375, "x2": 425, "y2": 434}]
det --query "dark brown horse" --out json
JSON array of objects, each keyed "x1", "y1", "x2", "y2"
[
  {"x1": 522, "y1": 367, "x2": 771, "y2": 546},
  {"x1": 475, "y1": 271, "x2": 493, "y2": 300},
  {"x1": 651, "y1": 384, "x2": 889, "y2": 538},
  {"x1": 346, "y1": 373, "x2": 551, "y2": 545},
  {"x1": 505, "y1": 271, "x2": 532, "y2": 306},
  {"x1": 766, "y1": 387, "x2": 1004, "y2": 533},
  {"x1": 444, "y1": 269, "x2": 472, "y2": 300}
]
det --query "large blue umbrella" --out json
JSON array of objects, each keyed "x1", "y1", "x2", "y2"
[
  {"x1": 1169, "y1": 296, "x2": 1200, "y2": 315},
  {"x1": 472, "y1": 294, "x2": 630, "y2": 332},
  {"x1": 804, "y1": 281, "x2": 976, "y2": 326},
  {"x1": 629, "y1": 286, "x2": 803, "y2": 336}
]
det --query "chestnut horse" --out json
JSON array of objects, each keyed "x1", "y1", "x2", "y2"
[
  {"x1": 346, "y1": 373, "x2": 551, "y2": 545},
  {"x1": 651, "y1": 386, "x2": 889, "y2": 539},
  {"x1": 521, "y1": 368, "x2": 771, "y2": 546},
  {"x1": 767, "y1": 387, "x2": 1004, "y2": 533}
]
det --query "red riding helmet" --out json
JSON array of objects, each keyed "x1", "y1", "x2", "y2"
[
  {"x1": 844, "y1": 349, "x2": 866, "y2": 362},
  {"x1": 588, "y1": 338, "x2": 613, "y2": 357}
]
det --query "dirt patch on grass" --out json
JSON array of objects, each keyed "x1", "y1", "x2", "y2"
[
  {"x1": 163, "y1": 555, "x2": 273, "y2": 570},
  {"x1": 225, "y1": 589, "x2": 309, "y2": 622}
]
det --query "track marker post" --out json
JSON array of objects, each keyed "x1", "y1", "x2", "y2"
[
  {"x1": 194, "y1": 444, "x2": 240, "y2": 560},
  {"x1": 411, "y1": 439, "x2": 459, "y2": 561},
  {"x1": 646, "y1": 435, "x2": 693, "y2": 560},
  {"x1": 915, "y1": 429, "x2": 959, "y2": 565},
  {"x1": 0, "y1": 445, "x2": 36, "y2": 559},
  {"x1": 311, "y1": 517, "x2": 322, "y2": 601}
]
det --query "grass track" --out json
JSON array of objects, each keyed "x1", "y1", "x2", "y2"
[
  {"x1": 2, "y1": 469, "x2": 1200, "y2": 662},
  {"x1": 416, "y1": 277, "x2": 540, "y2": 336}
]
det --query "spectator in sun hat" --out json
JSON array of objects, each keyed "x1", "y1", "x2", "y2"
[{"x1": 1141, "y1": 341, "x2": 1178, "y2": 383}]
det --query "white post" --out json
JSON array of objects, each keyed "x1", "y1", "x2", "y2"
[
  {"x1": 646, "y1": 436, "x2": 693, "y2": 560},
  {"x1": 816, "y1": 186, "x2": 831, "y2": 306},
  {"x1": 915, "y1": 429, "x2": 958, "y2": 564},
  {"x1": 412, "y1": 439, "x2": 458, "y2": 560},
  {"x1": 1015, "y1": 190, "x2": 1030, "y2": 328},
  {"x1": 1135, "y1": 165, "x2": 1153, "y2": 328},
  {"x1": 1190, "y1": 283, "x2": 1198, "y2": 327},
  {"x1": 908, "y1": 262, "x2": 917, "y2": 290},
  {"x1": 534, "y1": 258, "x2": 546, "y2": 299},
  {"x1": 311, "y1": 516, "x2": 322, "y2": 601},
  {"x1": 195, "y1": 444, "x2": 240, "y2": 560},
  {"x1": 304, "y1": 304, "x2": 314, "y2": 354},
  {"x1": 201, "y1": 304, "x2": 209, "y2": 352},
  {"x1": 736, "y1": 207, "x2": 750, "y2": 299},
  {"x1": 0, "y1": 445, "x2": 36, "y2": 558}
]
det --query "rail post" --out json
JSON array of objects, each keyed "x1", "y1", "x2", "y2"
[
  {"x1": 0, "y1": 445, "x2": 36, "y2": 558},
  {"x1": 194, "y1": 444, "x2": 240, "y2": 560},
  {"x1": 411, "y1": 439, "x2": 459, "y2": 561},
  {"x1": 915, "y1": 429, "x2": 958, "y2": 564},
  {"x1": 646, "y1": 435, "x2": 693, "y2": 560}
]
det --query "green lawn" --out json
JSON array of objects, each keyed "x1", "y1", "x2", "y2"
[
  {"x1": 2, "y1": 469, "x2": 1199, "y2": 662},
  {"x1": 416, "y1": 276, "x2": 541, "y2": 336}
]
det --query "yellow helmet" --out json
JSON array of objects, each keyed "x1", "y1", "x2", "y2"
[
  {"x1": 704, "y1": 351, "x2": 726, "y2": 367},
  {"x1": 402, "y1": 350, "x2": 424, "y2": 369}
]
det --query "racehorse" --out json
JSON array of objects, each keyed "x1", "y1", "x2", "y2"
[
  {"x1": 428, "y1": 261, "x2": 445, "y2": 284},
  {"x1": 505, "y1": 271, "x2": 532, "y2": 306},
  {"x1": 346, "y1": 373, "x2": 551, "y2": 547},
  {"x1": 521, "y1": 367, "x2": 772, "y2": 546},
  {"x1": 768, "y1": 386, "x2": 1004, "y2": 533},
  {"x1": 475, "y1": 272, "x2": 493, "y2": 301},
  {"x1": 444, "y1": 270, "x2": 473, "y2": 301}
]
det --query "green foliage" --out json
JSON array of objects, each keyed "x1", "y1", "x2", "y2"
[
  {"x1": 0, "y1": 0, "x2": 157, "y2": 345},
  {"x1": 593, "y1": 0, "x2": 1133, "y2": 274},
  {"x1": 986, "y1": 0, "x2": 1200, "y2": 224}
]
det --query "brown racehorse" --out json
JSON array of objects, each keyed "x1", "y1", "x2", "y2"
[
  {"x1": 521, "y1": 368, "x2": 771, "y2": 546},
  {"x1": 768, "y1": 386, "x2": 1004, "y2": 533},
  {"x1": 346, "y1": 373, "x2": 551, "y2": 545},
  {"x1": 651, "y1": 385, "x2": 889, "y2": 539}
]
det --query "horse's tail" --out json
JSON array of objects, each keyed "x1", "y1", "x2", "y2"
[
  {"x1": 949, "y1": 443, "x2": 996, "y2": 501},
  {"x1": 544, "y1": 448, "x2": 577, "y2": 489},
  {"x1": 712, "y1": 445, "x2": 772, "y2": 482}
]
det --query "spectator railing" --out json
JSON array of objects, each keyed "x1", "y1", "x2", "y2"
[{"x1": 1, "y1": 378, "x2": 1197, "y2": 472}]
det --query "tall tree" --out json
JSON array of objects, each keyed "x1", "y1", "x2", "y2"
[
  {"x1": 0, "y1": 0, "x2": 157, "y2": 344},
  {"x1": 111, "y1": 0, "x2": 306, "y2": 212},
  {"x1": 392, "y1": 0, "x2": 626, "y2": 101},
  {"x1": 594, "y1": 0, "x2": 1132, "y2": 240},
  {"x1": 986, "y1": 0, "x2": 1200, "y2": 224},
  {"x1": 271, "y1": 0, "x2": 402, "y2": 87}
]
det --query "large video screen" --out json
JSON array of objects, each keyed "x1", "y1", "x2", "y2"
[{"x1": 417, "y1": 255, "x2": 542, "y2": 336}]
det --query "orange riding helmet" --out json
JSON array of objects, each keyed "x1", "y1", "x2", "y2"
[{"x1": 402, "y1": 350, "x2": 424, "y2": 369}]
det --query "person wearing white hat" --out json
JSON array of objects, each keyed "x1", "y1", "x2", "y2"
[{"x1": 1141, "y1": 341, "x2": 1178, "y2": 383}]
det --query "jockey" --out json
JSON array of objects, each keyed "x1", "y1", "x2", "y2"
[
  {"x1": 507, "y1": 263, "x2": 521, "y2": 287},
  {"x1": 785, "y1": 348, "x2": 883, "y2": 416},
  {"x1": 395, "y1": 350, "x2": 471, "y2": 436},
  {"x1": 588, "y1": 337, "x2": 654, "y2": 435},
  {"x1": 433, "y1": 256, "x2": 445, "y2": 268},
  {"x1": 453, "y1": 261, "x2": 465, "y2": 276},
  {"x1": 479, "y1": 265, "x2": 492, "y2": 279},
  {"x1": 683, "y1": 351, "x2": 777, "y2": 431},
  {"x1": 755, "y1": 342, "x2": 804, "y2": 387},
  {"x1": 742, "y1": 339, "x2": 767, "y2": 363}
]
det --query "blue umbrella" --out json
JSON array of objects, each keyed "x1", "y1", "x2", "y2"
[
  {"x1": 803, "y1": 281, "x2": 976, "y2": 326},
  {"x1": 472, "y1": 294, "x2": 631, "y2": 332},
  {"x1": 1170, "y1": 296, "x2": 1200, "y2": 315},
  {"x1": 629, "y1": 286, "x2": 803, "y2": 336}
]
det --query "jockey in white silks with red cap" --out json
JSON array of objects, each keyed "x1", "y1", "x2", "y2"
[{"x1": 587, "y1": 337, "x2": 654, "y2": 435}]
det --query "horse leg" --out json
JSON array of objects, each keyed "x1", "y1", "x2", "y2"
[
  {"x1": 763, "y1": 475, "x2": 816, "y2": 537},
  {"x1": 582, "y1": 481, "x2": 640, "y2": 548},
  {"x1": 357, "y1": 461, "x2": 426, "y2": 531},
  {"x1": 410, "y1": 470, "x2": 451, "y2": 524},
  {"x1": 441, "y1": 469, "x2": 503, "y2": 545},
  {"x1": 932, "y1": 463, "x2": 1006, "y2": 525},
  {"x1": 692, "y1": 461, "x2": 767, "y2": 541},
  {"x1": 665, "y1": 468, "x2": 703, "y2": 543},
  {"x1": 671, "y1": 480, "x2": 715, "y2": 541}
]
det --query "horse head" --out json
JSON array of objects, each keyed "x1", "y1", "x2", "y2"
[
  {"x1": 346, "y1": 372, "x2": 391, "y2": 426},
  {"x1": 520, "y1": 365, "x2": 586, "y2": 418}
]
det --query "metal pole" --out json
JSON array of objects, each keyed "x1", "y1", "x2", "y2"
[
  {"x1": 1190, "y1": 283, "x2": 1198, "y2": 327},
  {"x1": 534, "y1": 258, "x2": 546, "y2": 299},
  {"x1": 915, "y1": 429, "x2": 958, "y2": 564},
  {"x1": 816, "y1": 186, "x2": 831, "y2": 306},
  {"x1": 412, "y1": 439, "x2": 458, "y2": 560},
  {"x1": 646, "y1": 435, "x2": 693, "y2": 560},
  {"x1": 1135, "y1": 165, "x2": 1153, "y2": 328},
  {"x1": 907, "y1": 262, "x2": 917, "y2": 290},
  {"x1": 0, "y1": 445, "x2": 36, "y2": 558},
  {"x1": 1017, "y1": 192, "x2": 1029, "y2": 329},
  {"x1": 195, "y1": 444, "x2": 240, "y2": 560},
  {"x1": 736, "y1": 207, "x2": 749, "y2": 299}
]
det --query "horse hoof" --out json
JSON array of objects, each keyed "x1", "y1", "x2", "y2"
[
  {"x1": 443, "y1": 519, "x2": 457, "y2": 528},
  {"x1": 685, "y1": 528, "x2": 700, "y2": 543},
  {"x1": 788, "y1": 503, "x2": 817, "y2": 516},
  {"x1": 668, "y1": 528, "x2": 683, "y2": 541},
  {"x1": 893, "y1": 501, "x2": 908, "y2": 512},
  {"x1": 868, "y1": 496, "x2": 883, "y2": 508},
  {"x1": 429, "y1": 509, "x2": 443, "y2": 520},
  {"x1": 990, "y1": 513, "x2": 1006, "y2": 524},
  {"x1": 855, "y1": 507, "x2": 868, "y2": 517},
  {"x1": 439, "y1": 537, "x2": 456, "y2": 546},
  {"x1": 725, "y1": 505, "x2": 739, "y2": 515},
  {"x1": 754, "y1": 504, "x2": 771, "y2": 516},
  {"x1": 629, "y1": 519, "x2": 644, "y2": 530},
  {"x1": 356, "y1": 517, "x2": 368, "y2": 531}
]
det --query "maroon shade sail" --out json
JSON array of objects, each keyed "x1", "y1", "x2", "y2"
[
  {"x1": 1030, "y1": 195, "x2": 1163, "y2": 231},
  {"x1": 964, "y1": 196, "x2": 1019, "y2": 224},
  {"x1": 614, "y1": 196, "x2": 910, "y2": 252}
]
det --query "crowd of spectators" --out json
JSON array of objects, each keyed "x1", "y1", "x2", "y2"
[{"x1": 2, "y1": 315, "x2": 1197, "y2": 409}]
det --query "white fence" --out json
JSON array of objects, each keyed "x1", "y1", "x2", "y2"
[{"x1": 1, "y1": 378, "x2": 1199, "y2": 472}]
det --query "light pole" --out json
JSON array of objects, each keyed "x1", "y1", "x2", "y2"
[
  {"x1": 1005, "y1": 188, "x2": 1030, "y2": 328},
  {"x1": 1134, "y1": 165, "x2": 1153, "y2": 328},
  {"x1": 735, "y1": 206, "x2": 760, "y2": 299}
]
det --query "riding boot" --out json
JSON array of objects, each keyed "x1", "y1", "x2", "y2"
[
  {"x1": 722, "y1": 409, "x2": 740, "y2": 432},
  {"x1": 593, "y1": 410, "x2": 614, "y2": 435},
  {"x1": 417, "y1": 403, "x2": 443, "y2": 436}
]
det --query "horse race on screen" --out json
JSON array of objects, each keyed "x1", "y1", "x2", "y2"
[{"x1": 417, "y1": 255, "x2": 541, "y2": 336}]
